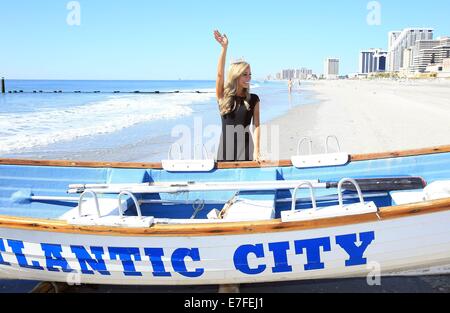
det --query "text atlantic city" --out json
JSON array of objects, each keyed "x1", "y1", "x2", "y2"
[{"x1": 0, "y1": 231, "x2": 375, "y2": 277}]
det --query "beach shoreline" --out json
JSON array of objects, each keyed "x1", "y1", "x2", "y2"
[
  {"x1": 2, "y1": 79, "x2": 449, "y2": 163},
  {"x1": 0, "y1": 80, "x2": 303, "y2": 163}
]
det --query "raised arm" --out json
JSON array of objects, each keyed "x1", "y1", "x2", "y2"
[{"x1": 214, "y1": 30, "x2": 228, "y2": 100}]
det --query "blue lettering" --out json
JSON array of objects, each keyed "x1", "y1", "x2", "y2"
[
  {"x1": 0, "y1": 239, "x2": 11, "y2": 266},
  {"x1": 268, "y1": 242, "x2": 292, "y2": 273},
  {"x1": 7, "y1": 240, "x2": 43, "y2": 270},
  {"x1": 294, "y1": 237, "x2": 331, "y2": 271},
  {"x1": 336, "y1": 232, "x2": 375, "y2": 267},
  {"x1": 234, "y1": 244, "x2": 266, "y2": 275},
  {"x1": 109, "y1": 247, "x2": 142, "y2": 276},
  {"x1": 41, "y1": 243, "x2": 74, "y2": 273},
  {"x1": 144, "y1": 248, "x2": 171, "y2": 277},
  {"x1": 171, "y1": 248, "x2": 204, "y2": 278},
  {"x1": 70, "y1": 246, "x2": 110, "y2": 275}
]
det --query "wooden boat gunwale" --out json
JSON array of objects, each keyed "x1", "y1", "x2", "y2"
[
  {"x1": 0, "y1": 144, "x2": 449, "y2": 236},
  {"x1": 0, "y1": 145, "x2": 449, "y2": 169}
]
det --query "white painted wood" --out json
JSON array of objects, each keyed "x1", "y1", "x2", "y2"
[
  {"x1": 68, "y1": 215, "x2": 154, "y2": 228},
  {"x1": 390, "y1": 190, "x2": 425, "y2": 205},
  {"x1": 161, "y1": 159, "x2": 215, "y2": 172},
  {"x1": 291, "y1": 153, "x2": 349, "y2": 168},
  {"x1": 424, "y1": 180, "x2": 450, "y2": 200},
  {"x1": 281, "y1": 201, "x2": 378, "y2": 222},
  {"x1": 1, "y1": 210, "x2": 450, "y2": 285},
  {"x1": 390, "y1": 180, "x2": 450, "y2": 205}
]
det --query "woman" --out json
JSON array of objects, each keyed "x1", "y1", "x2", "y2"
[{"x1": 214, "y1": 30, "x2": 261, "y2": 162}]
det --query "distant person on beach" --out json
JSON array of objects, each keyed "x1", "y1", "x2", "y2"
[
  {"x1": 288, "y1": 79, "x2": 292, "y2": 93},
  {"x1": 214, "y1": 30, "x2": 261, "y2": 162}
]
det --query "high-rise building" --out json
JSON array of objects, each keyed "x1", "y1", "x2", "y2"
[
  {"x1": 324, "y1": 58, "x2": 339, "y2": 79},
  {"x1": 359, "y1": 49, "x2": 387, "y2": 73},
  {"x1": 411, "y1": 37, "x2": 450, "y2": 73},
  {"x1": 275, "y1": 68, "x2": 315, "y2": 80},
  {"x1": 282, "y1": 69, "x2": 295, "y2": 80},
  {"x1": 387, "y1": 31, "x2": 401, "y2": 71},
  {"x1": 388, "y1": 31, "x2": 401, "y2": 50},
  {"x1": 295, "y1": 68, "x2": 313, "y2": 79},
  {"x1": 401, "y1": 48, "x2": 414, "y2": 72},
  {"x1": 443, "y1": 58, "x2": 450, "y2": 72},
  {"x1": 387, "y1": 28, "x2": 434, "y2": 72}
]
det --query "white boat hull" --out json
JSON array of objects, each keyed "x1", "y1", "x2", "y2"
[{"x1": 1, "y1": 209, "x2": 450, "y2": 285}]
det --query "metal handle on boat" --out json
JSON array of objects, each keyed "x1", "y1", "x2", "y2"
[
  {"x1": 338, "y1": 178, "x2": 365, "y2": 208},
  {"x1": 291, "y1": 181, "x2": 317, "y2": 211},
  {"x1": 78, "y1": 190, "x2": 101, "y2": 218},
  {"x1": 168, "y1": 143, "x2": 183, "y2": 160},
  {"x1": 297, "y1": 137, "x2": 313, "y2": 155},
  {"x1": 326, "y1": 135, "x2": 341, "y2": 153},
  {"x1": 118, "y1": 191, "x2": 142, "y2": 217},
  {"x1": 190, "y1": 199, "x2": 205, "y2": 219}
]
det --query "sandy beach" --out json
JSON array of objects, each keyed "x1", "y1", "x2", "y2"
[{"x1": 262, "y1": 79, "x2": 450, "y2": 160}]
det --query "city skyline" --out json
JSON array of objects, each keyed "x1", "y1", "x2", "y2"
[{"x1": 1, "y1": 0, "x2": 450, "y2": 80}]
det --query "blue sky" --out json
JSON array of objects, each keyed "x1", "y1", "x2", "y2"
[{"x1": 1, "y1": 0, "x2": 450, "y2": 80}]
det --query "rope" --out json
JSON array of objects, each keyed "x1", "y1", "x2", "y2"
[
  {"x1": 219, "y1": 191, "x2": 240, "y2": 219},
  {"x1": 190, "y1": 199, "x2": 205, "y2": 219}
]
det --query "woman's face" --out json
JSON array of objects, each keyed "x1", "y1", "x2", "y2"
[{"x1": 238, "y1": 66, "x2": 252, "y2": 89}]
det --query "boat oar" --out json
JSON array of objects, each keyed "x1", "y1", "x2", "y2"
[
  {"x1": 67, "y1": 177, "x2": 426, "y2": 194},
  {"x1": 325, "y1": 177, "x2": 426, "y2": 192},
  {"x1": 10, "y1": 190, "x2": 84, "y2": 204}
]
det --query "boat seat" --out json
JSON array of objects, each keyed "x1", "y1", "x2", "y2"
[
  {"x1": 209, "y1": 189, "x2": 277, "y2": 222},
  {"x1": 389, "y1": 190, "x2": 425, "y2": 206},
  {"x1": 424, "y1": 180, "x2": 450, "y2": 200},
  {"x1": 390, "y1": 180, "x2": 450, "y2": 205},
  {"x1": 221, "y1": 199, "x2": 276, "y2": 222}
]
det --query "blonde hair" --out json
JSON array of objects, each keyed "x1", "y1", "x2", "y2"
[{"x1": 218, "y1": 62, "x2": 251, "y2": 116}]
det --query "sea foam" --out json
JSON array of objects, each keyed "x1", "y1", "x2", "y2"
[{"x1": 0, "y1": 92, "x2": 215, "y2": 153}]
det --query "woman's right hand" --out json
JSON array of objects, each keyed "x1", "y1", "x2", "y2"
[
  {"x1": 215, "y1": 30, "x2": 228, "y2": 100},
  {"x1": 214, "y1": 30, "x2": 229, "y2": 49}
]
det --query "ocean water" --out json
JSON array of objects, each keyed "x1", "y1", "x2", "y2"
[{"x1": 0, "y1": 80, "x2": 314, "y2": 162}]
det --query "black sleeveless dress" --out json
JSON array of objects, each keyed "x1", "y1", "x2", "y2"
[{"x1": 217, "y1": 94, "x2": 260, "y2": 162}]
